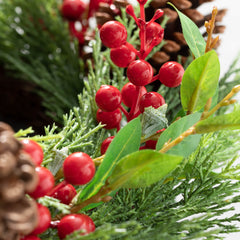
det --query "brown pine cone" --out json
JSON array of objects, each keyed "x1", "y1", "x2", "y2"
[
  {"x1": 0, "y1": 122, "x2": 38, "y2": 240},
  {"x1": 146, "y1": 0, "x2": 227, "y2": 69}
]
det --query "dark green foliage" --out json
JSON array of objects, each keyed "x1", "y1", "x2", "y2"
[
  {"x1": 0, "y1": 0, "x2": 83, "y2": 121},
  {"x1": 39, "y1": 130, "x2": 240, "y2": 240}
]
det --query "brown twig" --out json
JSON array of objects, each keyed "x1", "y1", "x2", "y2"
[{"x1": 205, "y1": 7, "x2": 218, "y2": 53}]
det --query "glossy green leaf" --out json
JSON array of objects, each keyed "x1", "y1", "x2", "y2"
[
  {"x1": 141, "y1": 104, "x2": 168, "y2": 139},
  {"x1": 168, "y1": 3, "x2": 206, "y2": 58},
  {"x1": 181, "y1": 50, "x2": 220, "y2": 113},
  {"x1": 195, "y1": 109, "x2": 240, "y2": 133},
  {"x1": 79, "y1": 117, "x2": 142, "y2": 201},
  {"x1": 108, "y1": 150, "x2": 183, "y2": 189},
  {"x1": 156, "y1": 112, "x2": 202, "y2": 158}
]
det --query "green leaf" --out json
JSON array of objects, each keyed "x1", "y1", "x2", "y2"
[
  {"x1": 181, "y1": 50, "x2": 220, "y2": 113},
  {"x1": 156, "y1": 112, "x2": 202, "y2": 158},
  {"x1": 195, "y1": 108, "x2": 240, "y2": 133},
  {"x1": 79, "y1": 117, "x2": 142, "y2": 201},
  {"x1": 168, "y1": 2, "x2": 206, "y2": 58},
  {"x1": 108, "y1": 150, "x2": 183, "y2": 189},
  {"x1": 141, "y1": 104, "x2": 168, "y2": 139}
]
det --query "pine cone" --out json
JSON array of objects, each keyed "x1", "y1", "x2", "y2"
[
  {"x1": 95, "y1": 0, "x2": 129, "y2": 26},
  {"x1": 0, "y1": 122, "x2": 38, "y2": 240},
  {"x1": 146, "y1": 0, "x2": 227, "y2": 69}
]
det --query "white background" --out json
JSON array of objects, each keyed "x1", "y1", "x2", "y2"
[{"x1": 199, "y1": 1, "x2": 240, "y2": 239}]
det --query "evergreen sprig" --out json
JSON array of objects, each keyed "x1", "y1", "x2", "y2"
[{"x1": 0, "y1": 0, "x2": 84, "y2": 121}]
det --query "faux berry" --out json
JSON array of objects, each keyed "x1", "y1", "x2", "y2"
[
  {"x1": 121, "y1": 83, "x2": 147, "y2": 108},
  {"x1": 139, "y1": 92, "x2": 165, "y2": 113},
  {"x1": 21, "y1": 139, "x2": 44, "y2": 166},
  {"x1": 95, "y1": 85, "x2": 122, "y2": 112},
  {"x1": 96, "y1": 108, "x2": 122, "y2": 130},
  {"x1": 127, "y1": 60, "x2": 153, "y2": 86},
  {"x1": 21, "y1": 236, "x2": 41, "y2": 240},
  {"x1": 28, "y1": 166, "x2": 55, "y2": 199},
  {"x1": 158, "y1": 61, "x2": 184, "y2": 88},
  {"x1": 100, "y1": 136, "x2": 114, "y2": 155},
  {"x1": 61, "y1": 0, "x2": 86, "y2": 21},
  {"x1": 53, "y1": 183, "x2": 77, "y2": 205},
  {"x1": 146, "y1": 22, "x2": 164, "y2": 47},
  {"x1": 63, "y1": 152, "x2": 95, "y2": 185},
  {"x1": 57, "y1": 214, "x2": 95, "y2": 239},
  {"x1": 30, "y1": 203, "x2": 51, "y2": 235},
  {"x1": 110, "y1": 44, "x2": 136, "y2": 68},
  {"x1": 100, "y1": 21, "x2": 127, "y2": 48}
]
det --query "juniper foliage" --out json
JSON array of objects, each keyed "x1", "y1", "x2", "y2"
[{"x1": 1, "y1": 1, "x2": 240, "y2": 239}]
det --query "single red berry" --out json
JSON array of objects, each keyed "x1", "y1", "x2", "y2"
[
  {"x1": 100, "y1": 136, "x2": 114, "y2": 155},
  {"x1": 68, "y1": 21, "x2": 85, "y2": 44},
  {"x1": 100, "y1": 21, "x2": 127, "y2": 48},
  {"x1": 28, "y1": 166, "x2": 55, "y2": 199},
  {"x1": 145, "y1": 140, "x2": 157, "y2": 149},
  {"x1": 61, "y1": 0, "x2": 86, "y2": 21},
  {"x1": 127, "y1": 60, "x2": 153, "y2": 86},
  {"x1": 20, "y1": 236, "x2": 41, "y2": 240},
  {"x1": 31, "y1": 203, "x2": 51, "y2": 236},
  {"x1": 96, "y1": 108, "x2": 122, "y2": 130},
  {"x1": 21, "y1": 139, "x2": 44, "y2": 166},
  {"x1": 63, "y1": 152, "x2": 95, "y2": 185},
  {"x1": 158, "y1": 61, "x2": 184, "y2": 88},
  {"x1": 57, "y1": 214, "x2": 95, "y2": 239},
  {"x1": 53, "y1": 183, "x2": 77, "y2": 205},
  {"x1": 95, "y1": 85, "x2": 122, "y2": 112},
  {"x1": 146, "y1": 22, "x2": 164, "y2": 47},
  {"x1": 110, "y1": 44, "x2": 136, "y2": 68},
  {"x1": 139, "y1": 92, "x2": 165, "y2": 113},
  {"x1": 121, "y1": 83, "x2": 147, "y2": 108}
]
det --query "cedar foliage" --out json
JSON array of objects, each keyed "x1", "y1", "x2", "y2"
[{"x1": 1, "y1": 0, "x2": 240, "y2": 239}]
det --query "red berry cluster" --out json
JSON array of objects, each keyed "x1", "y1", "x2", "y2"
[
  {"x1": 20, "y1": 140, "x2": 96, "y2": 239},
  {"x1": 61, "y1": 0, "x2": 119, "y2": 50},
  {"x1": 96, "y1": 0, "x2": 185, "y2": 152}
]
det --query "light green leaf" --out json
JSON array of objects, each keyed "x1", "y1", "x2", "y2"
[
  {"x1": 108, "y1": 150, "x2": 183, "y2": 189},
  {"x1": 168, "y1": 2, "x2": 206, "y2": 58},
  {"x1": 195, "y1": 109, "x2": 240, "y2": 133},
  {"x1": 156, "y1": 112, "x2": 202, "y2": 158},
  {"x1": 141, "y1": 104, "x2": 168, "y2": 139},
  {"x1": 79, "y1": 117, "x2": 142, "y2": 201},
  {"x1": 181, "y1": 50, "x2": 220, "y2": 113}
]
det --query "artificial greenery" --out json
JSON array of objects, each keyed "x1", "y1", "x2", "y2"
[{"x1": 1, "y1": 0, "x2": 240, "y2": 239}]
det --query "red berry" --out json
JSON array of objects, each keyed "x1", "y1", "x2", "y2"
[
  {"x1": 127, "y1": 60, "x2": 153, "y2": 86},
  {"x1": 145, "y1": 140, "x2": 157, "y2": 149},
  {"x1": 95, "y1": 85, "x2": 122, "y2": 112},
  {"x1": 61, "y1": 0, "x2": 86, "y2": 21},
  {"x1": 158, "y1": 61, "x2": 184, "y2": 88},
  {"x1": 139, "y1": 92, "x2": 165, "y2": 113},
  {"x1": 110, "y1": 44, "x2": 136, "y2": 68},
  {"x1": 63, "y1": 152, "x2": 95, "y2": 185},
  {"x1": 31, "y1": 203, "x2": 51, "y2": 235},
  {"x1": 96, "y1": 108, "x2": 122, "y2": 130},
  {"x1": 21, "y1": 139, "x2": 44, "y2": 166},
  {"x1": 28, "y1": 166, "x2": 54, "y2": 199},
  {"x1": 146, "y1": 22, "x2": 164, "y2": 47},
  {"x1": 100, "y1": 21, "x2": 127, "y2": 48},
  {"x1": 53, "y1": 183, "x2": 77, "y2": 205},
  {"x1": 21, "y1": 236, "x2": 41, "y2": 240},
  {"x1": 121, "y1": 83, "x2": 147, "y2": 108},
  {"x1": 100, "y1": 136, "x2": 114, "y2": 155},
  {"x1": 57, "y1": 214, "x2": 95, "y2": 239}
]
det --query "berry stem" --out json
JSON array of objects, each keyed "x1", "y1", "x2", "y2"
[
  {"x1": 119, "y1": 104, "x2": 130, "y2": 121},
  {"x1": 128, "y1": 86, "x2": 142, "y2": 120},
  {"x1": 150, "y1": 74, "x2": 160, "y2": 83},
  {"x1": 139, "y1": 3, "x2": 146, "y2": 59}
]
